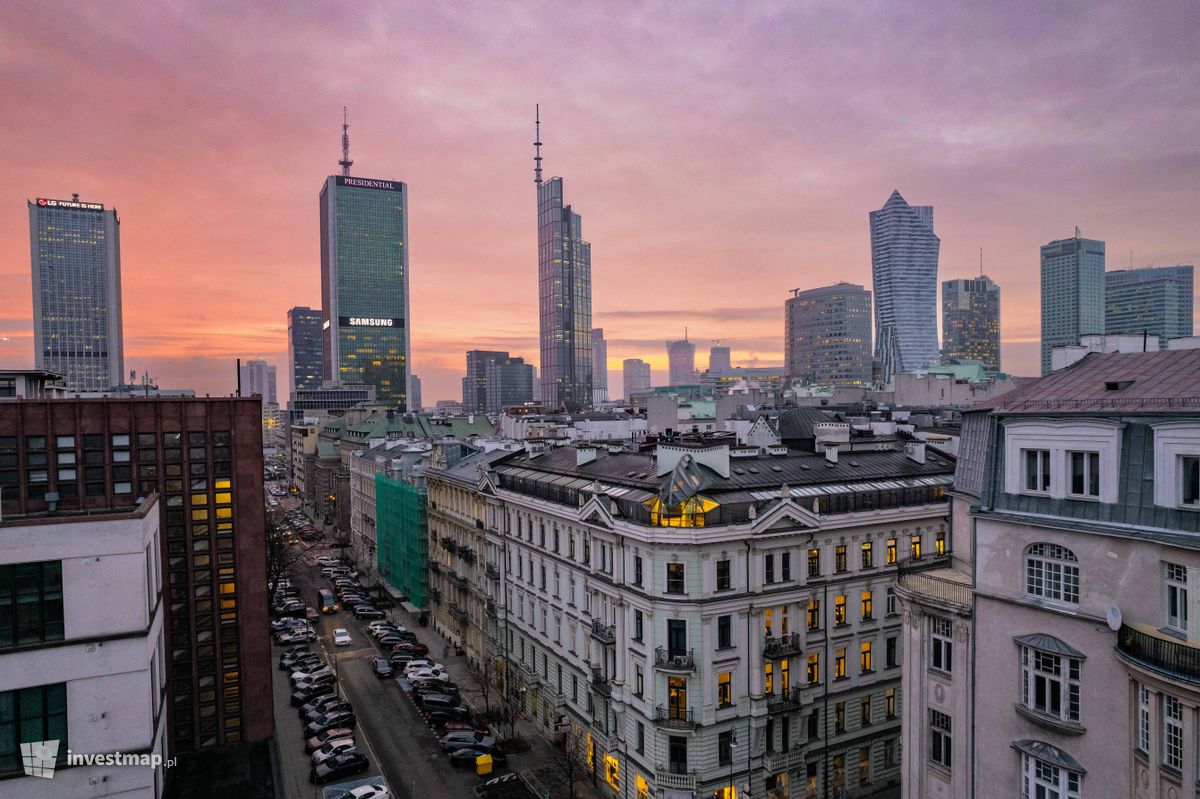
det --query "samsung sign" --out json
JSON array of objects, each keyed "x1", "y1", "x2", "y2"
[
  {"x1": 37, "y1": 197, "x2": 104, "y2": 211},
  {"x1": 339, "y1": 317, "x2": 404, "y2": 328},
  {"x1": 336, "y1": 176, "x2": 402, "y2": 192}
]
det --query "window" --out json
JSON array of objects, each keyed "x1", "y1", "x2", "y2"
[
  {"x1": 1021, "y1": 753, "x2": 1081, "y2": 799},
  {"x1": 834, "y1": 647, "x2": 846, "y2": 680},
  {"x1": 861, "y1": 590, "x2": 873, "y2": 620},
  {"x1": 808, "y1": 548, "x2": 821, "y2": 577},
  {"x1": 929, "y1": 617, "x2": 953, "y2": 674},
  {"x1": 1020, "y1": 646, "x2": 1081, "y2": 724},
  {"x1": 718, "y1": 730, "x2": 733, "y2": 767},
  {"x1": 886, "y1": 538, "x2": 897, "y2": 565},
  {"x1": 634, "y1": 556, "x2": 643, "y2": 587},
  {"x1": 860, "y1": 696, "x2": 871, "y2": 726},
  {"x1": 858, "y1": 745, "x2": 871, "y2": 785},
  {"x1": 1181, "y1": 455, "x2": 1200, "y2": 507},
  {"x1": 764, "y1": 662, "x2": 774, "y2": 694},
  {"x1": 781, "y1": 552, "x2": 791, "y2": 581},
  {"x1": 807, "y1": 710, "x2": 820, "y2": 740},
  {"x1": 885, "y1": 688, "x2": 896, "y2": 718},
  {"x1": 1024, "y1": 449, "x2": 1051, "y2": 493},
  {"x1": 666, "y1": 563, "x2": 685, "y2": 594},
  {"x1": 1165, "y1": 562, "x2": 1188, "y2": 633},
  {"x1": 835, "y1": 701, "x2": 845, "y2": 733},
  {"x1": 718, "y1": 673, "x2": 732, "y2": 707},
  {"x1": 807, "y1": 653, "x2": 820, "y2": 685},
  {"x1": 834, "y1": 595, "x2": 846, "y2": 626},
  {"x1": 886, "y1": 587, "x2": 897, "y2": 616},
  {"x1": 884, "y1": 738, "x2": 898, "y2": 768},
  {"x1": 1163, "y1": 694, "x2": 1183, "y2": 770},
  {"x1": 1025, "y1": 544, "x2": 1080, "y2": 605},
  {"x1": 716, "y1": 559, "x2": 731, "y2": 591},
  {"x1": 635, "y1": 666, "x2": 643, "y2": 697},
  {"x1": 634, "y1": 610, "x2": 643, "y2": 642},
  {"x1": 765, "y1": 554, "x2": 775, "y2": 584},
  {"x1": 929, "y1": 710, "x2": 952, "y2": 770},
  {"x1": 1137, "y1": 683, "x2": 1151, "y2": 753},
  {"x1": 861, "y1": 541, "x2": 874, "y2": 569},
  {"x1": 636, "y1": 722, "x2": 645, "y2": 754},
  {"x1": 0, "y1": 683, "x2": 68, "y2": 774},
  {"x1": 910, "y1": 535, "x2": 922, "y2": 560},
  {"x1": 935, "y1": 529, "x2": 945, "y2": 555},
  {"x1": 860, "y1": 641, "x2": 873, "y2": 673},
  {"x1": 1068, "y1": 451, "x2": 1100, "y2": 498},
  {"x1": 807, "y1": 598, "x2": 821, "y2": 631},
  {"x1": 886, "y1": 636, "x2": 898, "y2": 669},
  {"x1": 717, "y1": 615, "x2": 731, "y2": 649},
  {"x1": 0, "y1": 561, "x2": 64, "y2": 649},
  {"x1": 834, "y1": 547, "x2": 848, "y2": 574}
]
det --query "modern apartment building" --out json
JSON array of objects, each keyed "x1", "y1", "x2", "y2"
[
  {"x1": 0, "y1": 397, "x2": 271, "y2": 756},
  {"x1": 870, "y1": 191, "x2": 940, "y2": 382},
  {"x1": 1040, "y1": 233, "x2": 1105, "y2": 374},
  {"x1": 0, "y1": 497, "x2": 167, "y2": 797},
  {"x1": 899, "y1": 349, "x2": 1200, "y2": 798},
  {"x1": 29, "y1": 195, "x2": 124, "y2": 392},
  {"x1": 785, "y1": 284, "x2": 873, "y2": 386},
  {"x1": 1105, "y1": 265, "x2": 1194, "y2": 348},
  {"x1": 624, "y1": 359, "x2": 653, "y2": 401},
  {"x1": 941, "y1": 276, "x2": 1001, "y2": 373},
  {"x1": 473, "y1": 431, "x2": 953, "y2": 799}
]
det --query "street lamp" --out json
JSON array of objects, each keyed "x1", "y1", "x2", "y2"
[{"x1": 728, "y1": 729, "x2": 737, "y2": 799}]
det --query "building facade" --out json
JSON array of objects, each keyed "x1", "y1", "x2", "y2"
[
  {"x1": 594, "y1": 329, "x2": 610, "y2": 406},
  {"x1": 0, "y1": 397, "x2": 271, "y2": 756},
  {"x1": 1040, "y1": 233, "x2": 1105, "y2": 374},
  {"x1": 472, "y1": 435, "x2": 953, "y2": 799},
  {"x1": 537, "y1": 176, "x2": 593, "y2": 412},
  {"x1": 464, "y1": 351, "x2": 510, "y2": 413},
  {"x1": 29, "y1": 195, "x2": 124, "y2": 392},
  {"x1": 0, "y1": 498, "x2": 167, "y2": 797},
  {"x1": 709, "y1": 346, "x2": 732, "y2": 374},
  {"x1": 667, "y1": 339, "x2": 697, "y2": 387},
  {"x1": 625, "y1": 359, "x2": 653, "y2": 402},
  {"x1": 320, "y1": 173, "x2": 411, "y2": 407},
  {"x1": 287, "y1": 306, "x2": 324, "y2": 395},
  {"x1": 486, "y1": 358, "x2": 535, "y2": 414},
  {"x1": 410, "y1": 374, "x2": 422, "y2": 413},
  {"x1": 1105, "y1": 265, "x2": 1194, "y2": 348},
  {"x1": 941, "y1": 276, "x2": 1001, "y2": 373},
  {"x1": 239, "y1": 358, "x2": 276, "y2": 404},
  {"x1": 870, "y1": 191, "x2": 940, "y2": 382},
  {"x1": 785, "y1": 284, "x2": 873, "y2": 386}
]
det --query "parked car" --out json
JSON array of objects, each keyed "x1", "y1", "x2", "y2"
[
  {"x1": 389, "y1": 653, "x2": 414, "y2": 669},
  {"x1": 310, "y1": 751, "x2": 369, "y2": 784},
  {"x1": 303, "y1": 701, "x2": 352, "y2": 724},
  {"x1": 425, "y1": 707, "x2": 471, "y2": 724},
  {"x1": 304, "y1": 710, "x2": 358, "y2": 737},
  {"x1": 355, "y1": 606, "x2": 385, "y2": 619},
  {"x1": 440, "y1": 732, "x2": 495, "y2": 751},
  {"x1": 291, "y1": 686, "x2": 335, "y2": 707},
  {"x1": 373, "y1": 659, "x2": 394, "y2": 679},
  {"x1": 449, "y1": 747, "x2": 507, "y2": 768},
  {"x1": 306, "y1": 607, "x2": 320, "y2": 622},
  {"x1": 440, "y1": 721, "x2": 489, "y2": 735},
  {"x1": 327, "y1": 784, "x2": 390, "y2": 799},
  {"x1": 404, "y1": 660, "x2": 439, "y2": 673},
  {"x1": 392, "y1": 642, "x2": 429, "y2": 656},
  {"x1": 311, "y1": 738, "x2": 358, "y2": 767},
  {"x1": 293, "y1": 676, "x2": 337, "y2": 695},
  {"x1": 316, "y1": 556, "x2": 340, "y2": 566},
  {"x1": 277, "y1": 628, "x2": 316, "y2": 644},
  {"x1": 301, "y1": 695, "x2": 349, "y2": 718},
  {"x1": 291, "y1": 665, "x2": 333, "y2": 683},
  {"x1": 304, "y1": 727, "x2": 355, "y2": 753},
  {"x1": 333, "y1": 629, "x2": 352, "y2": 647}
]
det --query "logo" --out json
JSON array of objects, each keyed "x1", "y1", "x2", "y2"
[
  {"x1": 35, "y1": 198, "x2": 104, "y2": 211},
  {"x1": 21, "y1": 739, "x2": 60, "y2": 778},
  {"x1": 339, "y1": 316, "x2": 404, "y2": 328},
  {"x1": 338, "y1": 177, "x2": 400, "y2": 191}
]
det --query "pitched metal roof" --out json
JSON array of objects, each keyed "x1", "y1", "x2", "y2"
[
  {"x1": 1013, "y1": 633, "x2": 1085, "y2": 659},
  {"x1": 1010, "y1": 740, "x2": 1086, "y2": 773}
]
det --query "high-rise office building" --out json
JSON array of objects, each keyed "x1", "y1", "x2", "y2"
[
  {"x1": 708, "y1": 344, "x2": 731, "y2": 373},
  {"x1": 287, "y1": 306, "x2": 323, "y2": 395},
  {"x1": 484, "y1": 357, "x2": 535, "y2": 413},
  {"x1": 239, "y1": 358, "x2": 276, "y2": 404},
  {"x1": 623, "y1": 359, "x2": 652, "y2": 400},
  {"x1": 592, "y1": 328, "x2": 609, "y2": 405},
  {"x1": 1040, "y1": 231, "x2": 1105, "y2": 373},
  {"x1": 1105, "y1": 265, "x2": 1194, "y2": 348},
  {"x1": 321, "y1": 116, "x2": 410, "y2": 407},
  {"x1": 535, "y1": 111, "x2": 592, "y2": 412},
  {"x1": 0, "y1": 396, "x2": 271, "y2": 757},
  {"x1": 870, "y1": 190, "x2": 940, "y2": 380},
  {"x1": 666, "y1": 337, "x2": 696, "y2": 386},
  {"x1": 942, "y1": 276, "x2": 1001, "y2": 372},
  {"x1": 409, "y1": 374, "x2": 422, "y2": 412},
  {"x1": 785, "y1": 283, "x2": 873, "y2": 385},
  {"x1": 463, "y1": 350, "x2": 509, "y2": 412},
  {"x1": 29, "y1": 195, "x2": 124, "y2": 391}
]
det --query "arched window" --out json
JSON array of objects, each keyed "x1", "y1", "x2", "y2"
[{"x1": 1025, "y1": 543, "x2": 1079, "y2": 605}]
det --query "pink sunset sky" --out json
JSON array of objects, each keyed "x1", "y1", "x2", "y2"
[{"x1": 1, "y1": 1, "x2": 1197, "y2": 403}]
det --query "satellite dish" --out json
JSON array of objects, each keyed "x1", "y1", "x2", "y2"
[{"x1": 1106, "y1": 605, "x2": 1123, "y2": 632}]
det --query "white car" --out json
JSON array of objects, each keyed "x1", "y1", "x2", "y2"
[
  {"x1": 329, "y1": 784, "x2": 391, "y2": 799},
  {"x1": 333, "y1": 628, "x2": 352, "y2": 647},
  {"x1": 311, "y1": 737, "x2": 358, "y2": 766},
  {"x1": 316, "y1": 557, "x2": 340, "y2": 567},
  {"x1": 404, "y1": 660, "x2": 440, "y2": 673}
]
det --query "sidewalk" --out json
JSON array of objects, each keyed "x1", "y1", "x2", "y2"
[{"x1": 391, "y1": 604, "x2": 608, "y2": 799}]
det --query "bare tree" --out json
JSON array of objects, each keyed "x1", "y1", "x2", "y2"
[
  {"x1": 544, "y1": 723, "x2": 593, "y2": 799},
  {"x1": 462, "y1": 655, "x2": 501, "y2": 718},
  {"x1": 266, "y1": 511, "x2": 304, "y2": 602}
]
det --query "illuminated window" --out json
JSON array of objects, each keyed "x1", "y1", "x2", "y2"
[
  {"x1": 214, "y1": 478, "x2": 231, "y2": 490},
  {"x1": 191, "y1": 509, "x2": 209, "y2": 522},
  {"x1": 604, "y1": 754, "x2": 620, "y2": 790},
  {"x1": 216, "y1": 507, "x2": 232, "y2": 519},
  {"x1": 808, "y1": 548, "x2": 821, "y2": 577},
  {"x1": 223, "y1": 670, "x2": 239, "y2": 684},
  {"x1": 215, "y1": 492, "x2": 232, "y2": 505},
  {"x1": 218, "y1": 583, "x2": 236, "y2": 595},
  {"x1": 764, "y1": 662, "x2": 774, "y2": 694},
  {"x1": 718, "y1": 672, "x2": 732, "y2": 707},
  {"x1": 860, "y1": 641, "x2": 873, "y2": 673},
  {"x1": 636, "y1": 775, "x2": 649, "y2": 799},
  {"x1": 910, "y1": 535, "x2": 922, "y2": 560},
  {"x1": 807, "y1": 599, "x2": 821, "y2": 631},
  {"x1": 861, "y1": 541, "x2": 874, "y2": 568},
  {"x1": 190, "y1": 493, "x2": 206, "y2": 506},
  {"x1": 807, "y1": 653, "x2": 820, "y2": 685},
  {"x1": 835, "y1": 545, "x2": 847, "y2": 573},
  {"x1": 219, "y1": 598, "x2": 236, "y2": 610},
  {"x1": 886, "y1": 538, "x2": 897, "y2": 564},
  {"x1": 780, "y1": 659, "x2": 789, "y2": 691},
  {"x1": 935, "y1": 530, "x2": 946, "y2": 555},
  {"x1": 834, "y1": 595, "x2": 846, "y2": 625},
  {"x1": 835, "y1": 648, "x2": 846, "y2": 680}
]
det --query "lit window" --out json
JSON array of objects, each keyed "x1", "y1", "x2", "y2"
[
  {"x1": 1025, "y1": 543, "x2": 1079, "y2": 605},
  {"x1": 886, "y1": 539, "x2": 897, "y2": 565},
  {"x1": 935, "y1": 530, "x2": 945, "y2": 555},
  {"x1": 604, "y1": 754, "x2": 620, "y2": 790},
  {"x1": 910, "y1": 535, "x2": 922, "y2": 560},
  {"x1": 834, "y1": 596, "x2": 846, "y2": 625},
  {"x1": 718, "y1": 672, "x2": 732, "y2": 707},
  {"x1": 834, "y1": 647, "x2": 846, "y2": 680},
  {"x1": 1068, "y1": 451, "x2": 1100, "y2": 498},
  {"x1": 1020, "y1": 645, "x2": 1080, "y2": 724},
  {"x1": 808, "y1": 548, "x2": 821, "y2": 577},
  {"x1": 861, "y1": 541, "x2": 873, "y2": 568},
  {"x1": 861, "y1": 590, "x2": 873, "y2": 620},
  {"x1": 860, "y1": 641, "x2": 873, "y2": 673},
  {"x1": 764, "y1": 662, "x2": 774, "y2": 694},
  {"x1": 807, "y1": 653, "x2": 820, "y2": 685},
  {"x1": 885, "y1": 688, "x2": 895, "y2": 718}
]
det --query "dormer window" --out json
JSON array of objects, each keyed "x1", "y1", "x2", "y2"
[
  {"x1": 1067, "y1": 452, "x2": 1100, "y2": 499},
  {"x1": 1024, "y1": 449, "x2": 1051, "y2": 493},
  {"x1": 1181, "y1": 456, "x2": 1200, "y2": 508}
]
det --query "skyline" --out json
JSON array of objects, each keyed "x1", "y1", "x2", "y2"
[{"x1": 1, "y1": 3, "x2": 1198, "y2": 401}]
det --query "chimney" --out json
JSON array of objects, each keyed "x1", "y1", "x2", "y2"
[
  {"x1": 904, "y1": 442, "x2": 926, "y2": 464},
  {"x1": 825, "y1": 446, "x2": 839, "y2": 465},
  {"x1": 577, "y1": 446, "x2": 598, "y2": 467}
]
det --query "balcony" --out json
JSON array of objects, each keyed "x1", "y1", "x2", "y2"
[
  {"x1": 766, "y1": 685, "x2": 803, "y2": 714},
  {"x1": 654, "y1": 648, "x2": 696, "y2": 672},
  {"x1": 654, "y1": 767, "x2": 697, "y2": 791},
  {"x1": 449, "y1": 603, "x2": 468, "y2": 623},
  {"x1": 895, "y1": 554, "x2": 971, "y2": 612},
  {"x1": 459, "y1": 549, "x2": 476, "y2": 564},
  {"x1": 427, "y1": 586, "x2": 441, "y2": 603},
  {"x1": 520, "y1": 660, "x2": 543, "y2": 685},
  {"x1": 485, "y1": 563, "x2": 500, "y2": 579},
  {"x1": 476, "y1": 519, "x2": 485, "y2": 530},
  {"x1": 1117, "y1": 623, "x2": 1200, "y2": 684},
  {"x1": 452, "y1": 572, "x2": 470, "y2": 588},
  {"x1": 591, "y1": 672, "x2": 613, "y2": 697},
  {"x1": 486, "y1": 599, "x2": 498, "y2": 618},
  {"x1": 763, "y1": 749, "x2": 805, "y2": 774},
  {"x1": 444, "y1": 540, "x2": 458, "y2": 555},
  {"x1": 764, "y1": 633, "x2": 802, "y2": 659},
  {"x1": 653, "y1": 705, "x2": 697, "y2": 729},
  {"x1": 428, "y1": 561, "x2": 441, "y2": 575},
  {"x1": 590, "y1": 619, "x2": 616, "y2": 644}
]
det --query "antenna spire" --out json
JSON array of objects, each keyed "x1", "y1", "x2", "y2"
[
  {"x1": 534, "y1": 104, "x2": 543, "y2": 186},
  {"x1": 339, "y1": 107, "x2": 353, "y2": 177},
  {"x1": 980, "y1": 247, "x2": 984, "y2": 277}
]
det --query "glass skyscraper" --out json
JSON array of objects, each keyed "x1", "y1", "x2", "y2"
[
  {"x1": 287, "y1": 306, "x2": 324, "y2": 394},
  {"x1": 785, "y1": 283, "x2": 873, "y2": 385},
  {"x1": 320, "y1": 175, "x2": 410, "y2": 407},
  {"x1": 666, "y1": 337, "x2": 696, "y2": 386},
  {"x1": 1105, "y1": 265, "x2": 1194, "y2": 348},
  {"x1": 1040, "y1": 233, "x2": 1105, "y2": 374},
  {"x1": 28, "y1": 195, "x2": 124, "y2": 391},
  {"x1": 870, "y1": 190, "x2": 940, "y2": 381},
  {"x1": 623, "y1": 358, "x2": 651, "y2": 400},
  {"x1": 537, "y1": 176, "x2": 592, "y2": 411},
  {"x1": 942, "y1": 275, "x2": 1001, "y2": 373}
]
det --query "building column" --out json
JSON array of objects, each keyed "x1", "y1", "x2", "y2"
[
  {"x1": 614, "y1": 602, "x2": 627, "y2": 684},
  {"x1": 746, "y1": 609, "x2": 764, "y2": 698}
]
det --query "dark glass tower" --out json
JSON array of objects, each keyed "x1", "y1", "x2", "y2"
[
  {"x1": 942, "y1": 276, "x2": 1001, "y2": 372},
  {"x1": 287, "y1": 306, "x2": 324, "y2": 394},
  {"x1": 28, "y1": 195, "x2": 124, "y2": 391},
  {"x1": 320, "y1": 173, "x2": 410, "y2": 407}
]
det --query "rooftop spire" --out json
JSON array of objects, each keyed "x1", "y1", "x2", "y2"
[
  {"x1": 534, "y1": 104, "x2": 543, "y2": 186},
  {"x1": 339, "y1": 107, "x2": 353, "y2": 177}
]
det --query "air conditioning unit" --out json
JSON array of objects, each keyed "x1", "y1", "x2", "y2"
[{"x1": 673, "y1": 656, "x2": 688, "y2": 668}]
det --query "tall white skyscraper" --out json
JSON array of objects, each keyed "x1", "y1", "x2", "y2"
[
  {"x1": 29, "y1": 195, "x2": 124, "y2": 391},
  {"x1": 591, "y1": 328, "x2": 608, "y2": 405},
  {"x1": 870, "y1": 190, "x2": 940, "y2": 381}
]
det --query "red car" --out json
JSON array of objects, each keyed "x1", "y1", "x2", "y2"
[
  {"x1": 441, "y1": 721, "x2": 489, "y2": 735},
  {"x1": 392, "y1": 642, "x2": 429, "y2": 655}
]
